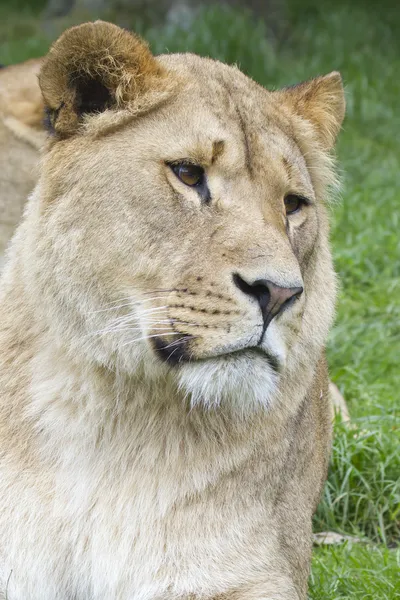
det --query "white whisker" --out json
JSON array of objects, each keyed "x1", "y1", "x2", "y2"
[
  {"x1": 90, "y1": 302, "x2": 135, "y2": 315},
  {"x1": 141, "y1": 289, "x2": 175, "y2": 296},
  {"x1": 120, "y1": 332, "x2": 184, "y2": 348},
  {"x1": 162, "y1": 335, "x2": 194, "y2": 349},
  {"x1": 89, "y1": 323, "x2": 175, "y2": 338},
  {"x1": 90, "y1": 296, "x2": 172, "y2": 314},
  {"x1": 138, "y1": 306, "x2": 169, "y2": 315}
]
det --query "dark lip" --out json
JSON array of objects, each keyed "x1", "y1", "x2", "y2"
[
  {"x1": 220, "y1": 346, "x2": 280, "y2": 372},
  {"x1": 152, "y1": 335, "x2": 280, "y2": 372},
  {"x1": 188, "y1": 346, "x2": 280, "y2": 373}
]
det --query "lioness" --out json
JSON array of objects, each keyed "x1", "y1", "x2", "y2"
[
  {"x1": 0, "y1": 58, "x2": 45, "y2": 263},
  {"x1": 0, "y1": 21, "x2": 345, "y2": 600}
]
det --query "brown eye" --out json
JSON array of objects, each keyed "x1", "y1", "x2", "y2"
[
  {"x1": 171, "y1": 163, "x2": 205, "y2": 187},
  {"x1": 284, "y1": 194, "x2": 307, "y2": 215}
]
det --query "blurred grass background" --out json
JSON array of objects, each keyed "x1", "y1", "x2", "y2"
[{"x1": 1, "y1": 0, "x2": 399, "y2": 597}]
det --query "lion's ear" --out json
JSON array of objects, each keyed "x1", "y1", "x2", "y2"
[
  {"x1": 278, "y1": 72, "x2": 345, "y2": 150},
  {"x1": 39, "y1": 21, "x2": 166, "y2": 137}
]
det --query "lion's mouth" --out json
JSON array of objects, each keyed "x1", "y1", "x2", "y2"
[
  {"x1": 152, "y1": 336, "x2": 280, "y2": 371},
  {"x1": 152, "y1": 335, "x2": 190, "y2": 365},
  {"x1": 225, "y1": 347, "x2": 281, "y2": 372}
]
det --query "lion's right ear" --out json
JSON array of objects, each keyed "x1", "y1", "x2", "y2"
[
  {"x1": 276, "y1": 72, "x2": 345, "y2": 150},
  {"x1": 39, "y1": 21, "x2": 167, "y2": 138}
]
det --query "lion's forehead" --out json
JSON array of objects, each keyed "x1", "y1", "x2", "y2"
[
  {"x1": 158, "y1": 53, "x2": 279, "y2": 125},
  {"x1": 154, "y1": 54, "x2": 309, "y2": 186}
]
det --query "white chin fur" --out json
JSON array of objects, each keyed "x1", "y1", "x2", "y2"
[{"x1": 178, "y1": 352, "x2": 279, "y2": 416}]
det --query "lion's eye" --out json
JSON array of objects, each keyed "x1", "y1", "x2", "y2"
[
  {"x1": 284, "y1": 194, "x2": 307, "y2": 215},
  {"x1": 171, "y1": 163, "x2": 205, "y2": 187}
]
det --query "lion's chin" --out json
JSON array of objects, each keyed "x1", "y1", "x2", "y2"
[{"x1": 177, "y1": 351, "x2": 279, "y2": 416}]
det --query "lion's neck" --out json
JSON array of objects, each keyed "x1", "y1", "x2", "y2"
[{"x1": 22, "y1": 333, "x2": 287, "y2": 499}]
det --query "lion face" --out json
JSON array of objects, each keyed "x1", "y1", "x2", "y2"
[{"x1": 28, "y1": 22, "x2": 344, "y2": 413}]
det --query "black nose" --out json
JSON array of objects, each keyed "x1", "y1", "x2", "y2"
[{"x1": 233, "y1": 274, "x2": 303, "y2": 326}]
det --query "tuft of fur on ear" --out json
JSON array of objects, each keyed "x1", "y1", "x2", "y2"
[
  {"x1": 39, "y1": 21, "x2": 168, "y2": 137},
  {"x1": 278, "y1": 72, "x2": 345, "y2": 150}
]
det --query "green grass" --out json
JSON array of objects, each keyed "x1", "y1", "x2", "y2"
[
  {"x1": 1, "y1": 0, "x2": 399, "y2": 597},
  {"x1": 315, "y1": 417, "x2": 399, "y2": 546},
  {"x1": 310, "y1": 542, "x2": 400, "y2": 599}
]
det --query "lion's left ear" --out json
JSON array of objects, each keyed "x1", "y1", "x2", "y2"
[
  {"x1": 39, "y1": 21, "x2": 168, "y2": 138},
  {"x1": 277, "y1": 72, "x2": 345, "y2": 150}
]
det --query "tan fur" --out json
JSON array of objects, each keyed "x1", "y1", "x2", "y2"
[
  {"x1": 0, "y1": 58, "x2": 43, "y2": 128},
  {"x1": 0, "y1": 22, "x2": 345, "y2": 600},
  {"x1": 0, "y1": 59, "x2": 45, "y2": 262}
]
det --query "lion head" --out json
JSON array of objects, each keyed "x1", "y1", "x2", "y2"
[{"x1": 19, "y1": 21, "x2": 344, "y2": 415}]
